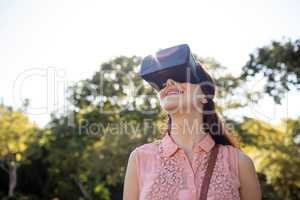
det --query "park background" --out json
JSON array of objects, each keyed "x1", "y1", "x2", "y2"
[{"x1": 0, "y1": 0, "x2": 299, "y2": 199}]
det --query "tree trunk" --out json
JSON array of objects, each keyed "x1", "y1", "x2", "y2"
[
  {"x1": 76, "y1": 180, "x2": 92, "y2": 200},
  {"x1": 71, "y1": 175, "x2": 92, "y2": 200},
  {"x1": 8, "y1": 161, "x2": 17, "y2": 197}
]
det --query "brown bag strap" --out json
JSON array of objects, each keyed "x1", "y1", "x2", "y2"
[{"x1": 199, "y1": 144, "x2": 220, "y2": 200}]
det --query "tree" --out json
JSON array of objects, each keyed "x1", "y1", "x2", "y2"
[
  {"x1": 240, "y1": 116, "x2": 300, "y2": 200},
  {"x1": 0, "y1": 105, "x2": 37, "y2": 197},
  {"x1": 42, "y1": 55, "x2": 160, "y2": 199},
  {"x1": 240, "y1": 38, "x2": 300, "y2": 104}
]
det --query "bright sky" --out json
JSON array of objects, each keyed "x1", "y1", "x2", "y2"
[{"x1": 0, "y1": 0, "x2": 299, "y2": 127}]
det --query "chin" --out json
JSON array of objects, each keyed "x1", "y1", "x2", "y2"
[
  {"x1": 160, "y1": 99, "x2": 180, "y2": 112},
  {"x1": 161, "y1": 98, "x2": 199, "y2": 113},
  {"x1": 163, "y1": 104, "x2": 181, "y2": 113}
]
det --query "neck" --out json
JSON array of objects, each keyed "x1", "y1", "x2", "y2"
[{"x1": 168, "y1": 111, "x2": 207, "y2": 152}]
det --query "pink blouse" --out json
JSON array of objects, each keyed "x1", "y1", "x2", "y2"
[{"x1": 130, "y1": 133, "x2": 241, "y2": 200}]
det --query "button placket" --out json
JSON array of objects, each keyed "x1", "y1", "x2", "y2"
[
  {"x1": 192, "y1": 152, "x2": 198, "y2": 173},
  {"x1": 180, "y1": 149, "x2": 196, "y2": 190},
  {"x1": 190, "y1": 187, "x2": 197, "y2": 200}
]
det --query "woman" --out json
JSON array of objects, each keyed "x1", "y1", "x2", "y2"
[{"x1": 123, "y1": 62, "x2": 261, "y2": 200}]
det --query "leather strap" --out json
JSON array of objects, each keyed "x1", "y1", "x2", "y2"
[{"x1": 199, "y1": 144, "x2": 219, "y2": 200}]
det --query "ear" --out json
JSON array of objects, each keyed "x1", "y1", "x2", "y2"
[{"x1": 201, "y1": 97, "x2": 208, "y2": 104}]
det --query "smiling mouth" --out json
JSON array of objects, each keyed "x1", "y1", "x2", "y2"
[{"x1": 165, "y1": 90, "x2": 184, "y2": 97}]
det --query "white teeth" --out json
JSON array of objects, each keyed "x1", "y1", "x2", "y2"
[{"x1": 166, "y1": 90, "x2": 183, "y2": 96}]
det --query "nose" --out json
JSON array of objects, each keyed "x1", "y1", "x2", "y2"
[{"x1": 163, "y1": 79, "x2": 176, "y2": 88}]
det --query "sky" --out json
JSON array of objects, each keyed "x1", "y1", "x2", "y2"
[{"x1": 0, "y1": 0, "x2": 299, "y2": 127}]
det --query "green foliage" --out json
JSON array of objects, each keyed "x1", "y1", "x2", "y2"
[
  {"x1": 38, "y1": 56, "x2": 164, "y2": 199},
  {"x1": 0, "y1": 54, "x2": 299, "y2": 199},
  {"x1": 0, "y1": 105, "x2": 38, "y2": 197},
  {"x1": 240, "y1": 117, "x2": 300, "y2": 200},
  {"x1": 0, "y1": 106, "x2": 36, "y2": 160},
  {"x1": 240, "y1": 38, "x2": 300, "y2": 104}
]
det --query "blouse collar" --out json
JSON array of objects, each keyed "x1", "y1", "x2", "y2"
[{"x1": 161, "y1": 132, "x2": 215, "y2": 157}]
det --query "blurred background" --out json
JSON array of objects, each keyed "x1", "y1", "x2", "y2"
[{"x1": 0, "y1": 0, "x2": 299, "y2": 199}]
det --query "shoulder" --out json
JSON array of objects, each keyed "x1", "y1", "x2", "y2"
[
  {"x1": 217, "y1": 145, "x2": 258, "y2": 169},
  {"x1": 128, "y1": 140, "x2": 161, "y2": 176},
  {"x1": 236, "y1": 149, "x2": 260, "y2": 190},
  {"x1": 236, "y1": 150, "x2": 262, "y2": 199},
  {"x1": 130, "y1": 139, "x2": 161, "y2": 158},
  {"x1": 219, "y1": 144, "x2": 241, "y2": 165},
  {"x1": 219, "y1": 144, "x2": 247, "y2": 161},
  {"x1": 237, "y1": 150, "x2": 256, "y2": 173},
  {"x1": 219, "y1": 144, "x2": 240, "y2": 154},
  {"x1": 218, "y1": 145, "x2": 240, "y2": 175},
  {"x1": 218, "y1": 145, "x2": 255, "y2": 173}
]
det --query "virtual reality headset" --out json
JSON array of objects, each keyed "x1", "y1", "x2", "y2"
[{"x1": 139, "y1": 44, "x2": 209, "y2": 91}]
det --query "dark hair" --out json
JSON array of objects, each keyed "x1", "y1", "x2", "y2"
[{"x1": 164, "y1": 62, "x2": 239, "y2": 148}]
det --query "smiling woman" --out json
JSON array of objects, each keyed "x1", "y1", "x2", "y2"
[{"x1": 123, "y1": 44, "x2": 261, "y2": 200}]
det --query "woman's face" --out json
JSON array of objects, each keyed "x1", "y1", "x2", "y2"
[{"x1": 158, "y1": 79, "x2": 207, "y2": 113}]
